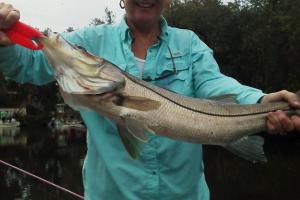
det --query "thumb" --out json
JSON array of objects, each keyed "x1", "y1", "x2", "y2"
[{"x1": 261, "y1": 90, "x2": 300, "y2": 108}]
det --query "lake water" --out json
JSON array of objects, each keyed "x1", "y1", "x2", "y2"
[
  {"x1": 0, "y1": 127, "x2": 299, "y2": 200},
  {"x1": 0, "y1": 126, "x2": 85, "y2": 200},
  {"x1": 204, "y1": 134, "x2": 300, "y2": 200}
]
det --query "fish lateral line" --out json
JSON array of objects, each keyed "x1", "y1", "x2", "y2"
[{"x1": 121, "y1": 71, "x2": 294, "y2": 117}]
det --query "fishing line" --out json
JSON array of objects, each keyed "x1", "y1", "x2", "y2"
[{"x1": 0, "y1": 159, "x2": 84, "y2": 199}]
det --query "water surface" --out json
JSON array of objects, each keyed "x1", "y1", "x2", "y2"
[
  {"x1": 0, "y1": 127, "x2": 299, "y2": 200},
  {"x1": 0, "y1": 127, "x2": 85, "y2": 200},
  {"x1": 204, "y1": 134, "x2": 300, "y2": 200}
]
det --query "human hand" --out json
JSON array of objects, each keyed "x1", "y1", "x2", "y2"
[
  {"x1": 0, "y1": 2, "x2": 20, "y2": 45},
  {"x1": 260, "y1": 90, "x2": 300, "y2": 134}
]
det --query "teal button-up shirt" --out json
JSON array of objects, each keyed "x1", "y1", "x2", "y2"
[{"x1": 0, "y1": 17, "x2": 264, "y2": 200}]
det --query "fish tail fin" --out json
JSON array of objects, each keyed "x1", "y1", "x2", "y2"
[{"x1": 224, "y1": 135, "x2": 267, "y2": 163}]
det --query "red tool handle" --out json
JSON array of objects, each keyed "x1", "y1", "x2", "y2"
[{"x1": 5, "y1": 21, "x2": 44, "y2": 50}]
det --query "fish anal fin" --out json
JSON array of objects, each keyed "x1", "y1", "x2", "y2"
[
  {"x1": 114, "y1": 95, "x2": 161, "y2": 111},
  {"x1": 223, "y1": 135, "x2": 267, "y2": 163}
]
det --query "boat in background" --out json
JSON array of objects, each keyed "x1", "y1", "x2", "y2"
[
  {"x1": 0, "y1": 126, "x2": 26, "y2": 147},
  {"x1": 0, "y1": 118, "x2": 20, "y2": 128},
  {"x1": 48, "y1": 103, "x2": 86, "y2": 133}
]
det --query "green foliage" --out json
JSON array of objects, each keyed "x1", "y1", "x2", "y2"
[
  {"x1": 90, "y1": 7, "x2": 115, "y2": 26},
  {"x1": 105, "y1": 7, "x2": 115, "y2": 24},
  {"x1": 90, "y1": 17, "x2": 105, "y2": 26},
  {"x1": 66, "y1": 26, "x2": 75, "y2": 32},
  {"x1": 164, "y1": 0, "x2": 300, "y2": 92}
]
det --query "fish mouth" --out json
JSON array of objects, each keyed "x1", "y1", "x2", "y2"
[{"x1": 134, "y1": 0, "x2": 157, "y2": 8}]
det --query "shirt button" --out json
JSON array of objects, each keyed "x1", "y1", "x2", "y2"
[{"x1": 152, "y1": 171, "x2": 157, "y2": 175}]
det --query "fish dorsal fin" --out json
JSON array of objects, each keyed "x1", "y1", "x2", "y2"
[
  {"x1": 117, "y1": 122, "x2": 146, "y2": 159},
  {"x1": 208, "y1": 94, "x2": 238, "y2": 105},
  {"x1": 114, "y1": 95, "x2": 161, "y2": 111}
]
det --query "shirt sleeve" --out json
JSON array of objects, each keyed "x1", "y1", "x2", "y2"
[
  {"x1": 0, "y1": 45, "x2": 55, "y2": 85},
  {"x1": 0, "y1": 28, "x2": 93, "y2": 85},
  {"x1": 191, "y1": 33, "x2": 265, "y2": 104}
]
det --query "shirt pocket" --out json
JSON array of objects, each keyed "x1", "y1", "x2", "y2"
[{"x1": 154, "y1": 54, "x2": 193, "y2": 96}]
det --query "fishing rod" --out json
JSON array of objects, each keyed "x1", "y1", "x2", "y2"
[
  {"x1": 0, "y1": 159, "x2": 84, "y2": 199},
  {"x1": 2, "y1": 21, "x2": 83, "y2": 199}
]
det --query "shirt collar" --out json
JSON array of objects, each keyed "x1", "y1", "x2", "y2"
[
  {"x1": 119, "y1": 15, "x2": 169, "y2": 42},
  {"x1": 159, "y1": 16, "x2": 169, "y2": 39},
  {"x1": 119, "y1": 15, "x2": 130, "y2": 41}
]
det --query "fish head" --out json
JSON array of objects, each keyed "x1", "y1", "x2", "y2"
[{"x1": 39, "y1": 31, "x2": 125, "y2": 95}]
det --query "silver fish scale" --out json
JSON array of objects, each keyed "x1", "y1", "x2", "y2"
[{"x1": 122, "y1": 76, "x2": 268, "y2": 144}]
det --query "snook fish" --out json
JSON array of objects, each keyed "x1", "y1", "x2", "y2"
[{"x1": 39, "y1": 32, "x2": 300, "y2": 163}]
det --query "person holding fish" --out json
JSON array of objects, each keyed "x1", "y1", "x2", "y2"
[{"x1": 0, "y1": 0, "x2": 300, "y2": 199}]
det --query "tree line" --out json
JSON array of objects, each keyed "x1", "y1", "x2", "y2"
[{"x1": 164, "y1": 0, "x2": 300, "y2": 92}]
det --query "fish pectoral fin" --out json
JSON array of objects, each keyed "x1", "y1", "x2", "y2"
[
  {"x1": 117, "y1": 122, "x2": 146, "y2": 159},
  {"x1": 125, "y1": 119, "x2": 148, "y2": 142},
  {"x1": 223, "y1": 135, "x2": 267, "y2": 163},
  {"x1": 114, "y1": 95, "x2": 161, "y2": 111}
]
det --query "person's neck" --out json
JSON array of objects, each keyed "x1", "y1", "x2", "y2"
[
  {"x1": 127, "y1": 19, "x2": 161, "y2": 59},
  {"x1": 129, "y1": 20, "x2": 160, "y2": 43}
]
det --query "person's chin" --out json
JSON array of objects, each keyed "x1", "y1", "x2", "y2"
[
  {"x1": 134, "y1": 17, "x2": 156, "y2": 26},
  {"x1": 135, "y1": 13, "x2": 158, "y2": 22}
]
